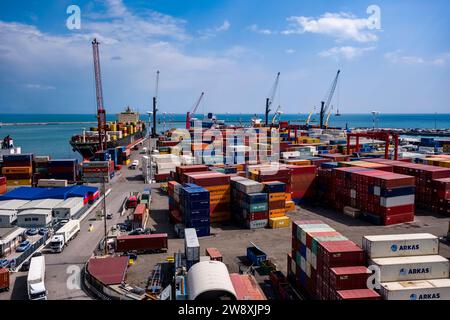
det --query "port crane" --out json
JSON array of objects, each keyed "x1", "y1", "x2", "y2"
[
  {"x1": 319, "y1": 70, "x2": 340, "y2": 129},
  {"x1": 305, "y1": 107, "x2": 316, "y2": 126},
  {"x1": 151, "y1": 70, "x2": 160, "y2": 138},
  {"x1": 325, "y1": 106, "x2": 333, "y2": 128},
  {"x1": 185, "y1": 92, "x2": 205, "y2": 129},
  {"x1": 265, "y1": 72, "x2": 280, "y2": 126},
  {"x1": 92, "y1": 39, "x2": 107, "y2": 151},
  {"x1": 271, "y1": 105, "x2": 283, "y2": 124}
]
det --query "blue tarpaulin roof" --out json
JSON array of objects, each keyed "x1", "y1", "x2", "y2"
[{"x1": 0, "y1": 185, "x2": 99, "y2": 201}]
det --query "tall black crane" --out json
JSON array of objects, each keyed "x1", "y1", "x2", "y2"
[
  {"x1": 151, "y1": 70, "x2": 160, "y2": 138},
  {"x1": 265, "y1": 72, "x2": 280, "y2": 126},
  {"x1": 320, "y1": 70, "x2": 340, "y2": 129}
]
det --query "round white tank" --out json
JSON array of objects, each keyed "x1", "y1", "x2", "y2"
[{"x1": 187, "y1": 261, "x2": 237, "y2": 300}]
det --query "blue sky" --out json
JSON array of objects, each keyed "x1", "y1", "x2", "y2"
[{"x1": 0, "y1": 0, "x2": 449, "y2": 114}]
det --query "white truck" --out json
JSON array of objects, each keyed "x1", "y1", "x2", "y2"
[
  {"x1": 27, "y1": 256, "x2": 47, "y2": 300},
  {"x1": 50, "y1": 219, "x2": 80, "y2": 253}
]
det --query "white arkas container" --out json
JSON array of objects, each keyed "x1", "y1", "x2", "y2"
[
  {"x1": 363, "y1": 233, "x2": 439, "y2": 258},
  {"x1": 380, "y1": 279, "x2": 450, "y2": 300}
]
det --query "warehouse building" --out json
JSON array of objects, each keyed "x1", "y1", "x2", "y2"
[
  {"x1": 0, "y1": 199, "x2": 30, "y2": 227},
  {"x1": 52, "y1": 197, "x2": 85, "y2": 221},
  {"x1": 16, "y1": 198, "x2": 63, "y2": 228}
]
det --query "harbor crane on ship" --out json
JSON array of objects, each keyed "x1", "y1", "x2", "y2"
[
  {"x1": 265, "y1": 72, "x2": 280, "y2": 126},
  {"x1": 271, "y1": 105, "x2": 283, "y2": 125},
  {"x1": 92, "y1": 38, "x2": 107, "y2": 151},
  {"x1": 325, "y1": 106, "x2": 333, "y2": 129},
  {"x1": 185, "y1": 92, "x2": 205, "y2": 130},
  {"x1": 319, "y1": 70, "x2": 340, "y2": 129},
  {"x1": 305, "y1": 106, "x2": 316, "y2": 126}
]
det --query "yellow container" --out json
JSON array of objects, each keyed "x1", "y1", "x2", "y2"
[
  {"x1": 285, "y1": 200, "x2": 296, "y2": 212},
  {"x1": 7, "y1": 179, "x2": 32, "y2": 186},
  {"x1": 269, "y1": 216, "x2": 290, "y2": 229},
  {"x1": 205, "y1": 185, "x2": 231, "y2": 192},
  {"x1": 285, "y1": 193, "x2": 292, "y2": 201},
  {"x1": 269, "y1": 209, "x2": 286, "y2": 218},
  {"x1": 440, "y1": 161, "x2": 450, "y2": 168},
  {"x1": 2, "y1": 167, "x2": 33, "y2": 174},
  {"x1": 124, "y1": 159, "x2": 131, "y2": 166},
  {"x1": 269, "y1": 192, "x2": 287, "y2": 202}
]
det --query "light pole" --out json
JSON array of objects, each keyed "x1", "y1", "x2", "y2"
[{"x1": 102, "y1": 175, "x2": 108, "y2": 255}]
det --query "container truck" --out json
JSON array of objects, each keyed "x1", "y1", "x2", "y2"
[
  {"x1": 50, "y1": 219, "x2": 80, "y2": 253},
  {"x1": 125, "y1": 192, "x2": 140, "y2": 209},
  {"x1": 115, "y1": 233, "x2": 168, "y2": 253},
  {"x1": 27, "y1": 256, "x2": 47, "y2": 300}
]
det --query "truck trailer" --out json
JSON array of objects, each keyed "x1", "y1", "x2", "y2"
[
  {"x1": 50, "y1": 219, "x2": 81, "y2": 253},
  {"x1": 27, "y1": 256, "x2": 47, "y2": 300}
]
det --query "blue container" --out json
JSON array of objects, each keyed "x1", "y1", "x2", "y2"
[
  {"x1": 48, "y1": 159, "x2": 77, "y2": 167},
  {"x1": 320, "y1": 162, "x2": 338, "y2": 169},
  {"x1": 380, "y1": 186, "x2": 415, "y2": 197},
  {"x1": 192, "y1": 226, "x2": 210, "y2": 237},
  {"x1": 243, "y1": 192, "x2": 268, "y2": 204},
  {"x1": 186, "y1": 217, "x2": 210, "y2": 228},
  {"x1": 246, "y1": 245, "x2": 267, "y2": 266},
  {"x1": 3, "y1": 154, "x2": 34, "y2": 162},
  {"x1": 300, "y1": 244, "x2": 307, "y2": 258},
  {"x1": 264, "y1": 181, "x2": 286, "y2": 193},
  {"x1": 184, "y1": 208, "x2": 210, "y2": 217}
]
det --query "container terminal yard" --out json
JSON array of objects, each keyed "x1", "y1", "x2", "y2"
[{"x1": 1, "y1": 39, "x2": 450, "y2": 302}]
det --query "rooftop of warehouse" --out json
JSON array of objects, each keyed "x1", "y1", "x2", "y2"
[
  {"x1": 18, "y1": 199, "x2": 63, "y2": 210},
  {"x1": 17, "y1": 208, "x2": 52, "y2": 216},
  {"x1": 0, "y1": 226, "x2": 26, "y2": 243},
  {"x1": 0, "y1": 185, "x2": 98, "y2": 201},
  {"x1": 87, "y1": 256, "x2": 129, "y2": 286}
]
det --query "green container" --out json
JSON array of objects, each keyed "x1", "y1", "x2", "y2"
[{"x1": 311, "y1": 235, "x2": 348, "y2": 254}]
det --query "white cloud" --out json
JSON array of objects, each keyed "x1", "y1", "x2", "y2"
[
  {"x1": 25, "y1": 84, "x2": 56, "y2": 90},
  {"x1": 282, "y1": 12, "x2": 378, "y2": 43},
  {"x1": 198, "y1": 20, "x2": 231, "y2": 39},
  {"x1": 285, "y1": 49, "x2": 295, "y2": 54},
  {"x1": 248, "y1": 24, "x2": 276, "y2": 35},
  {"x1": 319, "y1": 46, "x2": 375, "y2": 60},
  {"x1": 385, "y1": 51, "x2": 450, "y2": 65}
]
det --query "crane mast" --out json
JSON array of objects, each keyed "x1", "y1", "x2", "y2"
[
  {"x1": 151, "y1": 70, "x2": 160, "y2": 138},
  {"x1": 186, "y1": 92, "x2": 205, "y2": 129},
  {"x1": 92, "y1": 38, "x2": 107, "y2": 151},
  {"x1": 265, "y1": 72, "x2": 280, "y2": 126},
  {"x1": 320, "y1": 70, "x2": 340, "y2": 129}
]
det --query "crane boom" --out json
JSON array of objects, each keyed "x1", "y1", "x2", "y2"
[
  {"x1": 320, "y1": 70, "x2": 340, "y2": 129},
  {"x1": 265, "y1": 72, "x2": 280, "y2": 126},
  {"x1": 271, "y1": 105, "x2": 282, "y2": 124},
  {"x1": 325, "y1": 106, "x2": 333, "y2": 128},
  {"x1": 92, "y1": 38, "x2": 107, "y2": 151},
  {"x1": 306, "y1": 106, "x2": 316, "y2": 126},
  {"x1": 186, "y1": 92, "x2": 205, "y2": 129}
]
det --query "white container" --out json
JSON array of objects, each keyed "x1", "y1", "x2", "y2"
[
  {"x1": 299, "y1": 225, "x2": 335, "y2": 244},
  {"x1": 363, "y1": 233, "x2": 439, "y2": 258},
  {"x1": 370, "y1": 255, "x2": 449, "y2": 282},
  {"x1": 247, "y1": 219, "x2": 268, "y2": 229},
  {"x1": 37, "y1": 179, "x2": 68, "y2": 188},
  {"x1": 184, "y1": 228, "x2": 200, "y2": 262},
  {"x1": 380, "y1": 195, "x2": 415, "y2": 207},
  {"x1": 380, "y1": 279, "x2": 450, "y2": 300}
]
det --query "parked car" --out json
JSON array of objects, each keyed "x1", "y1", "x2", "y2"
[
  {"x1": 0, "y1": 259, "x2": 9, "y2": 268},
  {"x1": 38, "y1": 228, "x2": 49, "y2": 236},
  {"x1": 26, "y1": 228, "x2": 39, "y2": 236},
  {"x1": 16, "y1": 240, "x2": 31, "y2": 252},
  {"x1": 106, "y1": 213, "x2": 113, "y2": 220}
]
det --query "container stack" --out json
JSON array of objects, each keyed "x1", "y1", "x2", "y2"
[
  {"x1": 81, "y1": 160, "x2": 114, "y2": 183},
  {"x1": 107, "y1": 148, "x2": 119, "y2": 167},
  {"x1": 363, "y1": 233, "x2": 450, "y2": 300},
  {"x1": 289, "y1": 220, "x2": 381, "y2": 300},
  {"x1": 176, "y1": 165, "x2": 209, "y2": 183},
  {"x1": 0, "y1": 177, "x2": 6, "y2": 195},
  {"x1": 1, "y1": 154, "x2": 34, "y2": 186},
  {"x1": 263, "y1": 181, "x2": 290, "y2": 229},
  {"x1": 180, "y1": 184, "x2": 210, "y2": 237},
  {"x1": 33, "y1": 156, "x2": 50, "y2": 184},
  {"x1": 47, "y1": 159, "x2": 78, "y2": 182},
  {"x1": 168, "y1": 181, "x2": 182, "y2": 224},
  {"x1": 432, "y1": 178, "x2": 450, "y2": 215},
  {"x1": 365, "y1": 159, "x2": 450, "y2": 213},
  {"x1": 184, "y1": 228, "x2": 201, "y2": 269},
  {"x1": 287, "y1": 165, "x2": 317, "y2": 204},
  {"x1": 231, "y1": 177, "x2": 268, "y2": 229},
  {"x1": 321, "y1": 166, "x2": 416, "y2": 225},
  {"x1": 116, "y1": 146, "x2": 130, "y2": 166},
  {"x1": 184, "y1": 172, "x2": 231, "y2": 223}
]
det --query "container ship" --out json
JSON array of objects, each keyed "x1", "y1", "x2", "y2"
[{"x1": 70, "y1": 107, "x2": 147, "y2": 159}]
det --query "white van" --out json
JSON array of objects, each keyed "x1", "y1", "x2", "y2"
[{"x1": 130, "y1": 160, "x2": 139, "y2": 170}]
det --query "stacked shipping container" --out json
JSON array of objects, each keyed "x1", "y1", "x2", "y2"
[
  {"x1": 0, "y1": 176, "x2": 6, "y2": 195},
  {"x1": 289, "y1": 220, "x2": 381, "y2": 300},
  {"x1": 47, "y1": 159, "x2": 78, "y2": 182},
  {"x1": 179, "y1": 184, "x2": 210, "y2": 237},
  {"x1": 263, "y1": 181, "x2": 290, "y2": 229},
  {"x1": 1, "y1": 154, "x2": 34, "y2": 186}
]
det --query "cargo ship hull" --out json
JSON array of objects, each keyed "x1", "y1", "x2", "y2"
[{"x1": 70, "y1": 130, "x2": 147, "y2": 159}]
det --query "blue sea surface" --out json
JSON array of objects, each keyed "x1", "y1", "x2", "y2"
[{"x1": 0, "y1": 113, "x2": 449, "y2": 159}]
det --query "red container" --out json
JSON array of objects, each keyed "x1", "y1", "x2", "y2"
[
  {"x1": 247, "y1": 211, "x2": 268, "y2": 221},
  {"x1": 0, "y1": 268, "x2": 9, "y2": 291},
  {"x1": 188, "y1": 172, "x2": 231, "y2": 187},
  {"x1": 320, "y1": 241, "x2": 364, "y2": 267},
  {"x1": 329, "y1": 266, "x2": 371, "y2": 291},
  {"x1": 383, "y1": 212, "x2": 414, "y2": 225},
  {"x1": 336, "y1": 289, "x2": 381, "y2": 300},
  {"x1": 306, "y1": 231, "x2": 341, "y2": 249},
  {"x1": 206, "y1": 248, "x2": 223, "y2": 261},
  {"x1": 0, "y1": 176, "x2": 6, "y2": 185},
  {"x1": 380, "y1": 204, "x2": 415, "y2": 217},
  {"x1": 115, "y1": 234, "x2": 168, "y2": 252}
]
